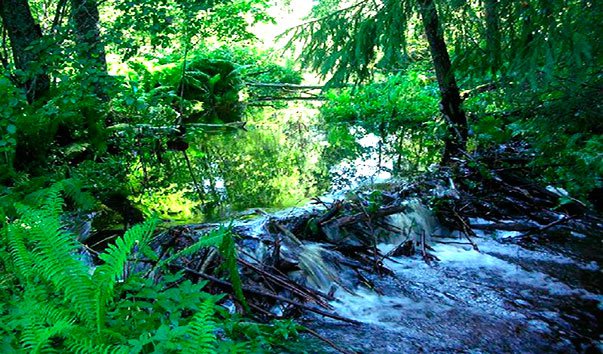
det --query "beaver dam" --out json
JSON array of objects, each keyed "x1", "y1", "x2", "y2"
[{"x1": 79, "y1": 158, "x2": 602, "y2": 353}]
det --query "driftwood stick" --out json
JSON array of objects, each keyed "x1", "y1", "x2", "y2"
[
  {"x1": 245, "y1": 82, "x2": 326, "y2": 90},
  {"x1": 248, "y1": 302, "x2": 278, "y2": 319},
  {"x1": 177, "y1": 266, "x2": 361, "y2": 325},
  {"x1": 272, "y1": 221, "x2": 303, "y2": 246},
  {"x1": 238, "y1": 258, "x2": 333, "y2": 309},
  {"x1": 317, "y1": 201, "x2": 344, "y2": 226},
  {"x1": 239, "y1": 250, "x2": 335, "y2": 302},
  {"x1": 534, "y1": 215, "x2": 574, "y2": 233},
  {"x1": 327, "y1": 205, "x2": 408, "y2": 228},
  {"x1": 509, "y1": 216, "x2": 575, "y2": 241},
  {"x1": 302, "y1": 327, "x2": 358, "y2": 354},
  {"x1": 452, "y1": 208, "x2": 479, "y2": 251}
]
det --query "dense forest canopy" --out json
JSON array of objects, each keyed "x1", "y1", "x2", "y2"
[{"x1": 0, "y1": 0, "x2": 601, "y2": 352}]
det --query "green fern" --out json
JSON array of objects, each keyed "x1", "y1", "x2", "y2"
[
  {"x1": 219, "y1": 230, "x2": 248, "y2": 312},
  {"x1": 92, "y1": 218, "x2": 158, "y2": 333},
  {"x1": 2, "y1": 182, "x2": 157, "y2": 348},
  {"x1": 0, "y1": 181, "x2": 299, "y2": 352},
  {"x1": 182, "y1": 297, "x2": 218, "y2": 354},
  {"x1": 5, "y1": 222, "x2": 35, "y2": 280},
  {"x1": 60, "y1": 179, "x2": 97, "y2": 212},
  {"x1": 18, "y1": 295, "x2": 76, "y2": 353},
  {"x1": 21, "y1": 316, "x2": 74, "y2": 353},
  {"x1": 11, "y1": 202, "x2": 95, "y2": 321},
  {"x1": 155, "y1": 227, "x2": 227, "y2": 269},
  {"x1": 66, "y1": 338, "x2": 129, "y2": 354}
]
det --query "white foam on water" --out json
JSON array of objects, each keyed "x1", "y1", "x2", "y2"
[
  {"x1": 329, "y1": 237, "x2": 601, "y2": 325},
  {"x1": 476, "y1": 238, "x2": 600, "y2": 271},
  {"x1": 430, "y1": 242, "x2": 596, "y2": 298},
  {"x1": 330, "y1": 287, "x2": 449, "y2": 327}
]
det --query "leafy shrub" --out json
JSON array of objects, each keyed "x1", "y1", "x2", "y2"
[
  {"x1": 320, "y1": 64, "x2": 443, "y2": 174},
  {"x1": 0, "y1": 181, "x2": 301, "y2": 352}
]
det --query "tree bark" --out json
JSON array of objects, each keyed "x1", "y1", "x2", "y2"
[
  {"x1": 484, "y1": 0, "x2": 501, "y2": 76},
  {"x1": 71, "y1": 0, "x2": 108, "y2": 100},
  {"x1": 0, "y1": 0, "x2": 50, "y2": 102},
  {"x1": 417, "y1": 0, "x2": 468, "y2": 163}
]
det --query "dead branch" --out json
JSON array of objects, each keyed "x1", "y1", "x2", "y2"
[
  {"x1": 302, "y1": 327, "x2": 359, "y2": 354},
  {"x1": 246, "y1": 82, "x2": 326, "y2": 90},
  {"x1": 177, "y1": 266, "x2": 362, "y2": 325}
]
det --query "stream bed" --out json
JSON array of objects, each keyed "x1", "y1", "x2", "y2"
[{"x1": 301, "y1": 228, "x2": 602, "y2": 353}]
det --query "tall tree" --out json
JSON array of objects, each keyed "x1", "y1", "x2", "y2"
[
  {"x1": 483, "y1": 0, "x2": 501, "y2": 77},
  {"x1": 70, "y1": 0, "x2": 108, "y2": 99},
  {"x1": 287, "y1": 0, "x2": 468, "y2": 162},
  {"x1": 0, "y1": 0, "x2": 50, "y2": 102},
  {"x1": 417, "y1": 0, "x2": 467, "y2": 163}
]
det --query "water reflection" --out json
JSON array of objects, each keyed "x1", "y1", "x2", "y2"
[{"x1": 133, "y1": 103, "x2": 402, "y2": 221}]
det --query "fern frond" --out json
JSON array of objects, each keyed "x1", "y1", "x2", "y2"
[
  {"x1": 219, "y1": 230, "x2": 248, "y2": 311},
  {"x1": 155, "y1": 228, "x2": 226, "y2": 269},
  {"x1": 182, "y1": 298, "x2": 218, "y2": 354},
  {"x1": 17, "y1": 203, "x2": 96, "y2": 320},
  {"x1": 19, "y1": 300, "x2": 75, "y2": 353},
  {"x1": 93, "y1": 218, "x2": 157, "y2": 333},
  {"x1": 41, "y1": 183, "x2": 66, "y2": 218},
  {"x1": 67, "y1": 338, "x2": 129, "y2": 354},
  {"x1": 7, "y1": 200, "x2": 96, "y2": 323},
  {"x1": 6, "y1": 223, "x2": 35, "y2": 280},
  {"x1": 60, "y1": 179, "x2": 97, "y2": 211}
]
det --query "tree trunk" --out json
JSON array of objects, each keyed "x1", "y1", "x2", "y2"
[
  {"x1": 484, "y1": 0, "x2": 501, "y2": 76},
  {"x1": 0, "y1": 0, "x2": 50, "y2": 102},
  {"x1": 71, "y1": 0, "x2": 108, "y2": 100},
  {"x1": 417, "y1": 0, "x2": 468, "y2": 164}
]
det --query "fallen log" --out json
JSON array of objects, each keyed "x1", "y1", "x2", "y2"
[
  {"x1": 323, "y1": 205, "x2": 408, "y2": 228},
  {"x1": 177, "y1": 266, "x2": 362, "y2": 325},
  {"x1": 470, "y1": 221, "x2": 539, "y2": 232}
]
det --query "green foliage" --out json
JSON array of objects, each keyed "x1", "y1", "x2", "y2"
[
  {"x1": 219, "y1": 229, "x2": 248, "y2": 311},
  {"x1": 320, "y1": 65, "x2": 442, "y2": 173},
  {"x1": 182, "y1": 298, "x2": 218, "y2": 354},
  {"x1": 222, "y1": 319, "x2": 304, "y2": 353},
  {"x1": 0, "y1": 75, "x2": 25, "y2": 175},
  {"x1": 121, "y1": 54, "x2": 244, "y2": 124},
  {"x1": 445, "y1": 0, "x2": 602, "y2": 82},
  {"x1": 509, "y1": 78, "x2": 603, "y2": 198},
  {"x1": 463, "y1": 71, "x2": 602, "y2": 199},
  {"x1": 107, "y1": 0, "x2": 273, "y2": 59},
  {"x1": 93, "y1": 218, "x2": 158, "y2": 332},
  {"x1": 285, "y1": 0, "x2": 416, "y2": 85},
  {"x1": 0, "y1": 183, "x2": 301, "y2": 352}
]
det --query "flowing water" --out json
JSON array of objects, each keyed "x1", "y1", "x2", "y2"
[
  {"x1": 231, "y1": 200, "x2": 602, "y2": 353},
  {"x1": 133, "y1": 102, "x2": 602, "y2": 352},
  {"x1": 303, "y1": 227, "x2": 601, "y2": 353}
]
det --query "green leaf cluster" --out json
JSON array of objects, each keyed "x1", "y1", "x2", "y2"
[
  {"x1": 320, "y1": 64, "x2": 442, "y2": 173},
  {"x1": 0, "y1": 182, "x2": 301, "y2": 352}
]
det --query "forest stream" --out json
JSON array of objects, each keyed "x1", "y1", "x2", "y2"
[
  {"x1": 141, "y1": 135, "x2": 602, "y2": 354},
  {"x1": 211, "y1": 196, "x2": 602, "y2": 353},
  {"x1": 103, "y1": 111, "x2": 601, "y2": 354},
  {"x1": 2, "y1": 1, "x2": 601, "y2": 352},
  {"x1": 302, "y1": 225, "x2": 602, "y2": 353},
  {"x1": 51, "y1": 103, "x2": 600, "y2": 354}
]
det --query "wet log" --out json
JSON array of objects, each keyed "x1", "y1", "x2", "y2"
[
  {"x1": 324, "y1": 205, "x2": 409, "y2": 228},
  {"x1": 177, "y1": 266, "x2": 362, "y2": 325},
  {"x1": 470, "y1": 221, "x2": 539, "y2": 232}
]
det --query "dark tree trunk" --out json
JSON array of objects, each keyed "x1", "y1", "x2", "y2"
[
  {"x1": 417, "y1": 0, "x2": 468, "y2": 164},
  {"x1": 484, "y1": 0, "x2": 501, "y2": 76},
  {"x1": 71, "y1": 0, "x2": 108, "y2": 100},
  {"x1": 0, "y1": 0, "x2": 50, "y2": 102}
]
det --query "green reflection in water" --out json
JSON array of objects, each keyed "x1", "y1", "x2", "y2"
[{"x1": 133, "y1": 103, "x2": 332, "y2": 221}]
